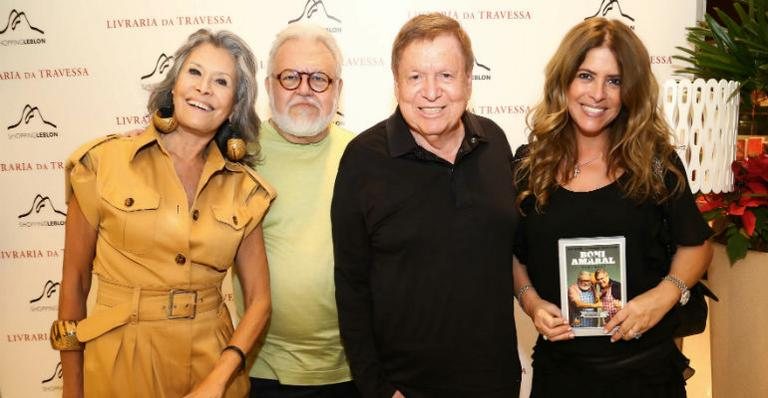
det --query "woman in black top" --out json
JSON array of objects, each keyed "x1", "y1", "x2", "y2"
[{"x1": 512, "y1": 18, "x2": 712, "y2": 397}]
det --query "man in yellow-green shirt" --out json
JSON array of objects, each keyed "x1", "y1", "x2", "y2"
[{"x1": 235, "y1": 23, "x2": 357, "y2": 397}]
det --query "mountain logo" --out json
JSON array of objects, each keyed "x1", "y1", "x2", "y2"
[
  {"x1": 8, "y1": 105, "x2": 56, "y2": 130},
  {"x1": 474, "y1": 57, "x2": 490, "y2": 72},
  {"x1": 141, "y1": 52, "x2": 174, "y2": 81},
  {"x1": 7, "y1": 105, "x2": 59, "y2": 140},
  {"x1": 30, "y1": 280, "x2": 60, "y2": 304},
  {"x1": 42, "y1": 362, "x2": 62, "y2": 384},
  {"x1": 586, "y1": 0, "x2": 635, "y2": 23},
  {"x1": 289, "y1": 0, "x2": 342, "y2": 31},
  {"x1": 18, "y1": 194, "x2": 67, "y2": 221},
  {"x1": 0, "y1": 9, "x2": 44, "y2": 35},
  {"x1": 473, "y1": 57, "x2": 491, "y2": 81}
]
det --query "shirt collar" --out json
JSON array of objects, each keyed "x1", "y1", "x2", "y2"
[
  {"x1": 128, "y1": 124, "x2": 162, "y2": 161},
  {"x1": 130, "y1": 123, "x2": 231, "y2": 173},
  {"x1": 385, "y1": 107, "x2": 487, "y2": 158}
]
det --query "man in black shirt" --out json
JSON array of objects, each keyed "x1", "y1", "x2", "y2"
[{"x1": 331, "y1": 13, "x2": 521, "y2": 398}]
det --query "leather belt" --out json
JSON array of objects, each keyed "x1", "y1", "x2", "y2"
[{"x1": 76, "y1": 278, "x2": 221, "y2": 343}]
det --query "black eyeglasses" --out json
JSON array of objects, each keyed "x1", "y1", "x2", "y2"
[{"x1": 274, "y1": 69, "x2": 334, "y2": 93}]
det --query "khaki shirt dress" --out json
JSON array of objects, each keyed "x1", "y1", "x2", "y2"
[{"x1": 65, "y1": 126, "x2": 274, "y2": 397}]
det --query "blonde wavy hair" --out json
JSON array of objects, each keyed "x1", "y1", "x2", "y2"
[{"x1": 515, "y1": 18, "x2": 684, "y2": 211}]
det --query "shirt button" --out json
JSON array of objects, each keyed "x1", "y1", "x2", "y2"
[
  {"x1": 470, "y1": 137, "x2": 477, "y2": 144},
  {"x1": 192, "y1": 209, "x2": 199, "y2": 221},
  {"x1": 175, "y1": 254, "x2": 186, "y2": 265},
  {"x1": 232, "y1": 215, "x2": 238, "y2": 226},
  {"x1": 124, "y1": 198, "x2": 134, "y2": 207}
]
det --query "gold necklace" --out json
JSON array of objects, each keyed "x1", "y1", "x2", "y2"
[{"x1": 574, "y1": 154, "x2": 603, "y2": 177}]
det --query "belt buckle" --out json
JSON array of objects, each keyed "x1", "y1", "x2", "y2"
[{"x1": 167, "y1": 289, "x2": 198, "y2": 319}]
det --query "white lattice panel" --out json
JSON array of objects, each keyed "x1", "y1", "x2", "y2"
[{"x1": 662, "y1": 78, "x2": 739, "y2": 193}]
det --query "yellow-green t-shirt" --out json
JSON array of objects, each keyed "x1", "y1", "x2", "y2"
[{"x1": 235, "y1": 120, "x2": 354, "y2": 385}]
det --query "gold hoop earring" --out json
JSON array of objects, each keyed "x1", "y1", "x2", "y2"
[
  {"x1": 216, "y1": 120, "x2": 246, "y2": 162},
  {"x1": 152, "y1": 106, "x2": 177, "y2": 133},
  {"x1": 226, "y1": 137, "x2": 246, "y2": 161}
]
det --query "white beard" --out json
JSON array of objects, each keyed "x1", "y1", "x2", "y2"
[{"x1": 270, "y1": 94, "x2": 337, "y2": 138}]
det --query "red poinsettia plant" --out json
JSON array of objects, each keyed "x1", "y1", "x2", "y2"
[{"x1": 697, "y1": 154, "x2": 768, "y2": 264}]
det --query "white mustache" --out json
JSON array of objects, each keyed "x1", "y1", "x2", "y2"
[
  {"x1": 269, "y1": 93, "x2": 338, "y2": 138},
  {"x1": 287, "y1": 96, "x2": 322, "y2": 110}
]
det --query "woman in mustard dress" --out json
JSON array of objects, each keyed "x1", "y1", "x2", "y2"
[{"x1": 51, "y1": 29, "x2": 274, "y2": 398}]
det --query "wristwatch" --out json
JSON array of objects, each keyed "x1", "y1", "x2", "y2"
[{"x1": 663, "y1": 274, "x2": 690, "y2": 306}]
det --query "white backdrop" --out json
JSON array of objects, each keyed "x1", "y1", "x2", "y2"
[{"x1": 0, "y1": 1, "x2": 702, "y2": 397}]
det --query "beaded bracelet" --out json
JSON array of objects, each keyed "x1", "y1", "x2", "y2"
[
  {"x1": 222, "y1": 345, "x2": 246, "y2": 372},
  {"x1": 516, "y1": 284, "x2": 534, "y2": 302}
]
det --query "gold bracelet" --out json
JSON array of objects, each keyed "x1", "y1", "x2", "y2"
[{"x1": 50, "y1": 320, "x2": 84, "y2": 351}]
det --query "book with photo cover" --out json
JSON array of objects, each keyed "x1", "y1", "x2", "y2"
[{"x1": 558, "y1": 236, "x2": 627, "y2": 337}]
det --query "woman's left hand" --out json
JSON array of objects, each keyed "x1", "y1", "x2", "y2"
[{"x1": 603, "y1": 282, "x2": 679, "y2": 342}]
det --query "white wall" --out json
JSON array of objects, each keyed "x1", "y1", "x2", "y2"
[{"x1": 0, "y1": 1, "x2": 700, "y2": 397}]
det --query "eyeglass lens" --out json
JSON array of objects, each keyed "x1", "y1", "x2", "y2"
[{"x1": 277, "y1": 69, "x2": 332, "y2": 93}]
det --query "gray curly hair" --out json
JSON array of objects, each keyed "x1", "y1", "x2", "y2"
[{"x1": 147, "y1": 29, "x2": 260, "y2": 165}]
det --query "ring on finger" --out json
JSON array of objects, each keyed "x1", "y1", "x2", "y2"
[
  {"x1": 632, "y1": 332, "x2": 642, "y2": 339},
  {"x1": 542, "y1": 334, "x2": 549, "y2": 341}
]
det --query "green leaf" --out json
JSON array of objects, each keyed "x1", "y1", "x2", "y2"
[
  {"x1": 675, "y1": 47, "x2": 697, "y2": 57},
  {"x1": 716, "y1": 8, "x2": 745, "y2": 37},
  {"x1": 726, "y1": 229, "x2": 751, "y2": 264},
  {"x1": 700, "y1": 209, "x2": 724, "y2": 220},
  {"x1": 695, "y1": 55, "x2": 750, "y2": 76},
  {"x1": 707, "y1": 15, "x2": 737, "y2": 51},
  {"x1": 675, "y1": 0, "x2": 768, "y2": 95},
  {"x1": 733, "y1": 2, "x2": 749, "y2": 22},
  {"x1": 736, "y1": 37, "x2": 768, "y2": 51}
]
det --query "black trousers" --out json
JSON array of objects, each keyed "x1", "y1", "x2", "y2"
[
  {"x1": 530, "y1": 340, "x2": 687, "y2": 398},
  {"x1": 249, "y1": 377, "x2": 361, "y2": 398}
]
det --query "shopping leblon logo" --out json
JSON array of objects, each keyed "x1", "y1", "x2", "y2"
[
  {"x1": 473, "y1": 57, "x2": 491, "y2": 82},
  {"x1": 29, "y1": 280, "x2": 60, "y2": 312},
  {"x1": 114, "y1": 53, "x2": 175, "y2": 127},
  {"x1": 30, "y1": 280, "x2": 60, "y2": 304},
  {"x1": 0, "y1": 8, "x2": 45, "y2": 47},
  {"x1": 41, "y1": 361, "x2": 63, "y2": 391},
  {"x1": 7, "y1": 104, "x2": 59, "y2": 140},
  {"x1": 141, "y1": 52, "x2": 174, "y2": 83},
  {"x1": 17, "y1": 194, "x2": 66, "y2": 228},
  {"x1": 289, "y1": 0, "x2": 342, "y2": 33},
  {"x1": 585, "y1": 0, "x2": 635, "y2": 27}
]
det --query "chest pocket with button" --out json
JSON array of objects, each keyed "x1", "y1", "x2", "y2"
[
  {"x1": 101, "y1": 186, "x2": 160, "y2": 255},
  {"x1": 207, "y1": 205, "x2": 252, "y2": 270}
]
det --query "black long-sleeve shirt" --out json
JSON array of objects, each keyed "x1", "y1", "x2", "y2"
[{"x1": 331, "y1": 108, "x2": 521, "y2": 398}]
